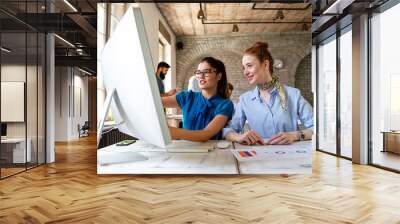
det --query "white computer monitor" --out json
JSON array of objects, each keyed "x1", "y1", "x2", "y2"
[{"x1": 99, "y1": 7, "x2": 171, "y2": 148}]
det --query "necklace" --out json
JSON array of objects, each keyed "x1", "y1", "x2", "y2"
[{"x1": 257, "y1": 75, "x2": 278, "y2": 90}]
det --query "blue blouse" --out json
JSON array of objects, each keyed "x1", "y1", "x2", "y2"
[
  {"x1": 176, "y1": 90, "x2": 234, "y2": 140},
  {"x1": 222, "y1": 86, "x2": 313, "y2": 139}
]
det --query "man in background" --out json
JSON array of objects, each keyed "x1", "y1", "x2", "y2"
[{"x1": 156, "y1": 62, "x2": 176, "y2": 97}]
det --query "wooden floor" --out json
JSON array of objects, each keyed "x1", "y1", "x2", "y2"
[
  {"x1": 1, "y1": 136, "x2": 400, "y2": 223},
  {"x1": 373, "y1": 151, "x2": 400, "y2": 171},
  {"x1": 1, "y1": 167, "x2": 26, "y2": 178}
]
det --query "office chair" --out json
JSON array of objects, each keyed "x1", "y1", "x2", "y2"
[{"x1": 79, "y1": 121, "x2": 90, "y2": 138}]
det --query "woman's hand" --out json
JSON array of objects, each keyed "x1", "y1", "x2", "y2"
[
  {"x1": 165, "y1": 88, "x2": 177, "y2": 96},
  {"x1": 236, "y1": 130, "x2": 265, "y2": 145},
  {"x1": 169, "y1": 127, "x2": 178, "y2": 140},
  {"x1": 267, "y1": 132, "x2": 298, "y2": 145}
]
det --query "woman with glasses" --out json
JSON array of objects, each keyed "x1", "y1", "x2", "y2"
[
  {"x1": 162, "y1": 57, "x2": 234, "y2": 141},
  {"x1": 223, "y1": 42, "x2": 314, "y2": 145}
]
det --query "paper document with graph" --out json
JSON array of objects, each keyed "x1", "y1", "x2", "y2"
[{"x1": 231, "y1": 141, "x2": 312, "y2": 162}]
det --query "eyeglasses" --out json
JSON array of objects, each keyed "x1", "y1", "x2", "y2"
[{"x1": 194, "y1": 69, "x2": 217, "y2": 78}]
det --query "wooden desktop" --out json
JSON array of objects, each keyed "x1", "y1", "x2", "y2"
[{"x1": 97, "y1": 140, "x2": 312, "y2": 175}]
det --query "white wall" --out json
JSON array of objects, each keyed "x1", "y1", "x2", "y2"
[
  {"x1": 1, "y1": 65, "x2": 26, "y2": 141},
  {"x1": 55, "y1": 67, "x2": 89, "y2": 141},
  {"x1": 72, "y1": 73, "x2": 89, "y2": 138},
  {"x1": 1, "y1": 64, "x2": 46, "y2": 163},
  {"x1": 55, "y1": 67, "x2": 68, "y2": 141},
  {"x1": 1, "y1": 65, "x2": 40, "y2": 138}
]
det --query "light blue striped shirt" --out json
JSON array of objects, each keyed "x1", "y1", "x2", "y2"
[{"x1": 222, "y1": 85, "x2": 313, "y2": 138}]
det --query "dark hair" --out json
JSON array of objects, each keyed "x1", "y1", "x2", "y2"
[
  {"x1": 244, "y1": 42, "x2": 274, "y2": 74},
  {"x1": 200, "y1": 57, "x2": 229, "y2": 99},
  {"x1": 157, "y1": 61, "x2": 170, "y2": 69}
]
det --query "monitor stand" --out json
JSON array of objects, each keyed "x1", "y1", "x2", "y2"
[{"x1": 97, "y1": 88, "x2": 148, "y2": 163}]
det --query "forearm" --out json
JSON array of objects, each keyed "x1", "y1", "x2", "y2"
[
  {"x1": 161, "y1": 96, "x2": 179, "y2": 108},
  {"x1": 302, "y1": 128, "x2": 313, "y2": 140},
  {"x1": 224, "y1": 131, "x2": 241, "y2": 142},
  {"x1": 170, "y1": 127, "x2": 215, "y2": 142}
]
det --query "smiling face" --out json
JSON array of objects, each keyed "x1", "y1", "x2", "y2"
[
  {"x1": 195, "y1": 61, "x2": 221, "y2": 90},
  {"x1": 242, "y1": 53, "x2": 271, "y2": 85}
]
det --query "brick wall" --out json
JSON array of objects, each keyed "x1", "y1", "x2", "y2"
[
  {"x1": 295, "y1": 54, "x2": 313, "y2": 106},
  {"x1": 176, "y1": 32, "x2": 311, "y2": 103}
]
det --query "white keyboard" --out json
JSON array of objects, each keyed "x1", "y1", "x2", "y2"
[
  {"x1": 166, "y1": 141, "x2": 213, "y2": 152},
  {"x1": 131, "y1": 141, "x2": 213, "y2": 153},
  {"x1": 165, "y1": 147, "x2": 211, "y2": 153}
]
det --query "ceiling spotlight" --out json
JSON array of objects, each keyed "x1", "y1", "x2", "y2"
[
  {"x1": 76, "y1": 48, "x2": 84, "y2": 55},
  {"x1": 273, "y1": 10, "x2": 284, "y2": 21},
  {"x1": 197, "y1": 4, "x2": 205, "y2": 20},
  {"x1": 232, "y1": 24, "x2": 239, "y2": 32},
  {"x1": 1, "y1": 47, "x2": 11, "y2": 53},
  {"x1": 302, "y1": 23, "x2": 308, "y2": 31}
]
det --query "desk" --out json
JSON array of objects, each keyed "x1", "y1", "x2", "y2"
[
  {"x1": 97, "y1": 140, "x2": 312, "y2": 175},
  {"x1": 98, "y1": 140, "x2": 238, "y2": 174},
  {"x1": 381, "y1": 131, "x2": 400, "y2": 154},
  {"x1": 1, "y1": 138, "x2": 32, "y2": 163}
]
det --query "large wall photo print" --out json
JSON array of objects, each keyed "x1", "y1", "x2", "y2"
[{"x1": 97, "y1": 3, "x2": 313, "y2": 175}]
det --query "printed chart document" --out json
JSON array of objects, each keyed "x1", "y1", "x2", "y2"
[
  {"x1": 231, "y1": 144, "x2": 310, "y2": 161},
  {"x1": 232, "y1": 140, "x2": 313, "y2": 174}
]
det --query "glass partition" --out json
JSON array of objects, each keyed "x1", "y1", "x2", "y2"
[
  {"x1": 370, "y1": 3, "x2": 400, "y2": 171},
  {"x1": 0, "y1": 0, "x2": 46, "y2": 179},
  {"x1": 339, "y1": 27, "x2": 352, "y2": 158},
  {"x1": 317, "y1": 35, "x2": 337, "y2": 155},
  {"x1": 1, "y1": 31, "x2": 28, "y2": 177}
]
